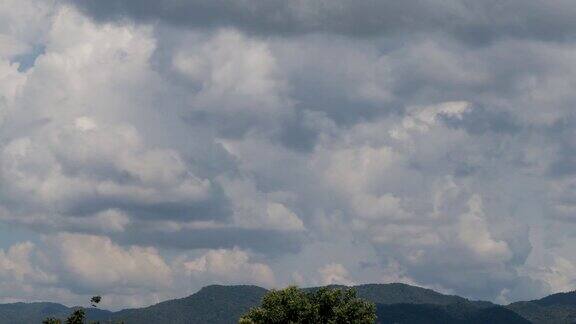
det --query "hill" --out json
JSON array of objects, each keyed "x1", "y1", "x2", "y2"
[
  {"x1": 351, "y1": 283, "x2": 528, "y2": 324},
  {"x1": 354, "y1": 283, "x2": 466, "y2": 305},
  {"x1": 508, "y1": 291, "x2": 576, "y2": 324},
  {"x1": 376, "y1": 302, "x2": 529, "y2": 324},
  {"x1": 112, "y1": 285, "x2": 267, "y2": 324},
  {"x1": 2, "y1": 283, "x2": 576, "y2": 323},
  {"x1": 0, "y1": 302, "x2": 112, "y2": 324}
]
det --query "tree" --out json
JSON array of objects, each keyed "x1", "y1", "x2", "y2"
[
  {"x1": 65, "y1": 309, "x2": 86, "y2": 324},
  {"x1": 90, "y1": 296, "x2": 102, "y2": 308},
  {"x1": 43, "y1": 296, "x2": 101, "y2": 324},
  {"x1": 239, "y1": 286, "x2": 376, "y2": 324}
]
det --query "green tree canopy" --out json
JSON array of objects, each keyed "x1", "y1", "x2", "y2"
[
  {"x1": 239, "y1": 286, "x2": 376, "y2": 324},
  {"x1": 43, "y1": 296, "x2": 102, "y2": 324},
  {"x1": 42, "y1": 318, "x2": 62, "y2": 324},
  {"x1": 65, "y1": 309, "x2": 85, "y2": 324}
]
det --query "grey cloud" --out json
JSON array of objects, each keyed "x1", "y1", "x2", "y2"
[
  {"x1": 115, "y1": 227, "x2": 305, "y2": 255},
  {"x1": 0, "y1": 8, "x2": 308, "y2": 274},
  {"x1": 70, "y1": 0, "x2": 576, "y2": 44},
  {"x1": 276, "y1": 111, "x2": 320, "y2": 153},
  {"x1": 63, "y1": 194, "x2": 232, "y2": 221},
  {"x1": 546, "y1": 117, "x2": 576, "y2": 177},
  {"x1": 441, "y1": 105, "x2": 521, "y2": 135},
  {"x1": 6, "y1": 0, "x2": 576, "y2": 307}
]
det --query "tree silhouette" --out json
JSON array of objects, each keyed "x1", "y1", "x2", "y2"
[
  {"x1": 43, "y1": 296, "x2": 105, "y2": 324},
  {"x1": 239, "y1": 286, "x2": 376, "y2": 323},
  {"x1": 65, "y1": 309, "x2": 86, "y2": 324},
  {"x1": 91, "y1": 296, "x2": 102, "y2": 308}
]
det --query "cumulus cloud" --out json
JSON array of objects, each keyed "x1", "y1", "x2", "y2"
[
  {"x1": 318, "y1": 263, "x2": 355, "y2": 286},
  {"x1": 0, "y1": 0, "x2": 54, "y2": 58},
  {"x1": 0, "y1": 242, "x2": 55, "y2": 285},
  {"x1": 218, "y1": 176, "x2": 305, "y2": 231},
  {"x1": 3, "y1": 0, "x2": 576, "y2": 308},
  {"x1": 173, "y1": 30, "x2": 288, "y2": 114},
  {"x1": 45, "y1": 233, "x2": 173, "y2": 293},
  {"x1": 181, "y1": 248, "x2": 276, "y2": 287},
  {"x1": 0, "y1": 237, "x2": 275, "y2": 308},
  {"x1": 1, "y1": 117, "x2": 211, "y2": 215}
]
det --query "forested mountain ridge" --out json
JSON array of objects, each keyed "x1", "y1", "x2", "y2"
[
  {"x1": 508, "y1": 291, "x2": 576, "y2": 324},
  {"x1": 1, "y1": 284, "x2": 575, "y2": 323}
]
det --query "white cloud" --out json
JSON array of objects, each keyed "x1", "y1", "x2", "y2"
[
  {"x1": 3, "y1": 0, "x2": 576, "y2": 307},
  {"x1": 0, "y1": 238, "x2": 277, "y2": 308},
  {"x1": 0, "y1": 0, "x2": 54, "y2": 58},
  {"x1": 46, "y1": 234, "x2": 173, "y2": 293},
  {"x1": 181, "y1": 248, "x2": 276, "y2": 287},
  {"x1": 318, "y1": 263, "x2": 355, "y2": 286},
  {"x1": 219, "y1": 176, "x2": 305, "y2": 231},
  {"x1": 0, "y1": 117, "x2": 211, "y2": 222},
  {"x1": 0, "y1": 59, "x2": 26, "y2": 112},
  {"x1": 0, "y1": 242, "x2": 55, "y2": 284},
  {"x1": 457, "y1": 195, "x2": 512, "y2": 262},
  {"x1": 534, "y1": 256, "x2": 576, "y2": 293},
  {"x1": 173, "y1": 29, "x2": 290, "y2": 117},
  {"x1": 390, "y1": 101, "x2": 470, "y2": 141}
]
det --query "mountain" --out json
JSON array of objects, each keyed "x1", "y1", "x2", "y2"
[
  {"x1": 508, "y1": 291, "x2": 576, "y2": 323},
  {"x1": 376, "y1": 302, "x2": 530, "y2": 324},
  {"x1": 534, "y1": 291, "x2": 576, "y2": 307},
  {"x1": 354, "y1": 283, "x2": 466, "y2": 305},
  {"x1": 351, "y1": 284, "x2": 527, "y2": 324},
  {"x1": 310, "y1": 283, "x2": 527, "y2": 323},
  {"x1": 0, "y1": 303, "x2": 69, "y2": 324},
  {"x1": 0, "y1": 283, "x2": 574, "y2": 323},
  {"x1": 0, "y1": 302, "x2": 112, "y2": 324},
  {"x1": 112, "y1": 285, "x2": 267, "y2": 324}
]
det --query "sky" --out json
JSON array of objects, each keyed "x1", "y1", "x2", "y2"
[{"x1": 1, "y1": 0, "x2": 576, "y2": 310}]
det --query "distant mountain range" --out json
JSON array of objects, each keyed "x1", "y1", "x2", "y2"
[{"x1": 1, "y1": 283, "x2": 575, "y2": 323}]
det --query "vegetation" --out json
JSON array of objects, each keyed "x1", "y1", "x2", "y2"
[
  {"x1": 239, "y1": 286, "x2": 376, "y2": 324},
  {"x1": 42, "y1": 317, "x2": 62, "y2": 324},
  {"x1": 65, "y1": 309, "x2": 86, "y2": 324},
  {"x1": 41, "y1": 295, "x2": 120, "y2": 324},
  {"x1": 352, "y1": 283, "x2": 465, "y2": 305},
  {"x1": 508, "y1": 291, "x2": 576, "y2": 324},
  {"x1": 90, "y1": 297, "x2": 102, "y2": 308},
  {"x1": 112, "y1": 285, "x2": 267, "y2": 324},
  {"x1": 376, "y1": 302, "x2": 530, "y2": 324},
  {"x1": 4, "y1": 283, "x2": 576, "y2": 323}
]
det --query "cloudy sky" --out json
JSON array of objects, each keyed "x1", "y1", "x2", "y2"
[{"x1": 2, "y1": 0, "x2": 576, "y2": 309}]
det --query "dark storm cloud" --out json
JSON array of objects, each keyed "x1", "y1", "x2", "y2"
[{"x1": 70, "y1": 0, "x2": 576, "y2": 43}]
